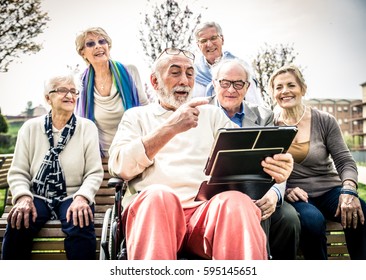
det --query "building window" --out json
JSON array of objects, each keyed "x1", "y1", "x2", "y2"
[
  {"x1": 322, "y1": 106, "x2": 327, "y2": 112},
  {"x1": 338, "y1": 106, "x2": 342, "y2": 112},
  {"x1": 344, "y1": 119, "x2": 348, "y2": 123},
  {"x1": 353, "y1": 121, "x2": 358, "y2": 125},
  {"x1": 343, "y1": 106, "x2": 348, "y2": 112},
  {"x1": 338, "y1": 119, "x2": 343, "y2": 125},
  {"x1": 353, "y1": 107, "x2": 358, "y2": 111},
  {"x1": 328, "y1": 107, "x2": 333, "y2": 113}
]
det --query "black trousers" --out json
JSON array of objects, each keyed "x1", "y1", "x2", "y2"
[
  {"x1": 261, "y1": 201, "x2": 301, "y2": 259},
  {"x1": 1, "y1": 197, "x2": 96, "y2": 260}
]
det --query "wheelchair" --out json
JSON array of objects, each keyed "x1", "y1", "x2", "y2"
[
  {"x1": 99, "y1": 177, "x2": 128, "y2": 260},
  {"x1": 99, "y1": 177, "x2": 198, "y2": 260},
  {"x1": 99, "y1": 179, "x2": 264, "y2": 260}
]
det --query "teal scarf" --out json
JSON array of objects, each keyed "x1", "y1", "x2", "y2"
[{"x1": 76, "y1": 60, "x2": 140, "y2": 121}]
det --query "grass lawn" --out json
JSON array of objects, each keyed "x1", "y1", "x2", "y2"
[
  {"x1": 6, "y1": 122, "x2": 23, "y2": 137},
  {"x1": 358, "y1": 183, "x2": 366, "y2": 201},
  {"x1": 0, "y1": 188, "x2": 6, "y2": 217}
]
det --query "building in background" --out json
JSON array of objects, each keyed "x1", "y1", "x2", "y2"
[
  {"x1": 19, "y1": 104, "x2": 47, "y2": 118},
  {"x1": 305, "y1": 82, "x2": 366, "y2": 151}
]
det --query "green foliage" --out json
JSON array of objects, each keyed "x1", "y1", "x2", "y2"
[
  {"x1": 0, "y1": 189, "x2": 5, "y2": 217},
  {"x1": 0, "y1": 119, "x2": 24, "y2": 154},
  {"x1": 139, "y1": 0, "x2": 206, "y2": 68},
  {"x1": 0, "y1": 0, "x2": 50, "y2": 72},
  {"x1": 6, "y1": 120, "x2": 23, "y2": 137},
  {"x1": 358, "y1": 183, "x2": 366, "y2": 201},
  {"x1": 344, "y1": 134, "x2": 355, "y2": 150},
  {"x1": 252, "y1": 43, "x2": 299, "y2": 109},
  {"x1": 0, "y1": 108, "x2": 8, "y2": 133}
]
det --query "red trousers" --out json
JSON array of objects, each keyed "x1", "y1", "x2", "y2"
[{"x1": 124, "y1": 184, "x2": 267, "y2": 260}]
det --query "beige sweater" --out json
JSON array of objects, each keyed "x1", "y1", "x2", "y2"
[
  {"x1": 8, "y1": 115, "x2": 104, "y2": 205},
  {"x1": 94, "y1": 64, "x2": 149, "y2": 156},
  {"x1": 109, "y1": 102, "x2": 236, "y2": 208}
]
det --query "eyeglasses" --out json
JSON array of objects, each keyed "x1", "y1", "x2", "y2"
[
  {"x1": 49, "y1": 87, "x2": 80, "y2": 97},
  {"x1": 85, "y1": 38, "x2": 108, "y2": 48},
  {"x1": 197, "y1": 35, "x2": 222, "y2": 45},
  {"x1": 217, "y1": 79, "x2": 249, "y2": 90},
  {"x1": 157, "y1": 48, "x2": 195, "y2": 61}
]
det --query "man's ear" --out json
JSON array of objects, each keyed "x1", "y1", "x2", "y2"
[
  {"x1": 150, "y1": 74, "x2": 159, "y2": 90},
  {"x1": 212, "y1": 80, "x2": 218, "y2": 92},
  {"x1": 221, "y1": 35, "x2": 224, "y2": 45}
]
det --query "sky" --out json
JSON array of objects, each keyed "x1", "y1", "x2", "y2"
[{"x1": 0, "y1": 0, "x2": 365, "y2": 116}]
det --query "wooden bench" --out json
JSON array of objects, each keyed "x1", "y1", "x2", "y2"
[
  {"x1": 325, "y1": 221, "x2": 350, "y2": 260},
  {"x1": 0, "y1": 154, "x2": 351, "y2": 259},
  {"x1": 0, "y1": 156, "x2": 114, "y2": 260},
  {"x1": 0, "y1": 154, "x2": 13, "y2": 215},
  {"x1": 295, "y1": 220, "x2": 349, "y2": 260}
]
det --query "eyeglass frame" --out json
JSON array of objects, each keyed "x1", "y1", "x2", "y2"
[
  {"x1": 216, "y1": 79, "x2": 249, "y2": 90},
  {"x1": 157, "y1": 48, "x2": 195, "y2": 61},
  {"x1": 84, "y1": 38, "x2": 108, "y2": 48},
  {"x1": 197, "y1": 34, "x2": 222, "y2": 45},
  {"x1": 49, "y1": 87, "x2": 80, "y2": 97}
]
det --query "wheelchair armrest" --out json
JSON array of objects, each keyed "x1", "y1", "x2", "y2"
[{"x1": 108, "y1": 177, "x2": 125, "y2": 192}]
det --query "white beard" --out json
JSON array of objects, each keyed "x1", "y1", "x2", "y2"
[{"x1": 156, "y1": 78, "x2": 192, "y2": 110}]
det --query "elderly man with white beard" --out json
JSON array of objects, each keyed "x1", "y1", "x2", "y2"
[{"x1": 108, "y1": 48, "x2": 294, "y2": 260}]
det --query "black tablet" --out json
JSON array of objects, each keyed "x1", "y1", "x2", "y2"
[
  {"x1": 196, "y1": 126, "x2": 298, "y2": 201},
  {"x1": 204, "y1": 126, "x2": 298, "y2": 176}
]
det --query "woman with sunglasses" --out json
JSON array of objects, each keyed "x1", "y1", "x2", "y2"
[
  {"x1": 75, "y1": 27, "x2": 149, "y2": 157},
  {"x1": 1, "y1": 73, "x2": 104, "y2": 259}
]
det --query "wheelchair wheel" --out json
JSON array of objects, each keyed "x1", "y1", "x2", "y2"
[
  {"x1": 99, "y1": 207, "x2": 112, "y2": 260},
  {"x1": 109, "y1": 205, "x2": 117, "y2": 260}
]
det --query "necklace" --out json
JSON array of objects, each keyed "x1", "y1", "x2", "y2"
[
  {"x1": 96, "y1": 75, "x2": 109, "y2": 91},
  {"x1": 282, "y1": 105, "x2": 307, "y2": 126}
]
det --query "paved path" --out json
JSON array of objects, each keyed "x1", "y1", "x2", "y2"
[{"x1": 358, "y1": 166, "x2": 366, "y2": 184}]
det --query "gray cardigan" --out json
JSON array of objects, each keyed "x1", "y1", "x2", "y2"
[
  {"x1": 209, "y1": 95, "x2": 286, "y2": 203},
  {"x1": 282, "y1": 108, "x2": 358, "y2": 197}
]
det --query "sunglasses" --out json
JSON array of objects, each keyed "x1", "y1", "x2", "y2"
[
  {"x1": 49, "y1": 87, "x2": 80, "y2": 97},
  {"x1": 217, "y1": 79, "x2": 249, "y2": 90},
  {"x1": 85, "y1": 38, "x2": 108, "y2": 48},
  {"x1": 157, "y1": 48, "x2": 195, "y2": 61}
]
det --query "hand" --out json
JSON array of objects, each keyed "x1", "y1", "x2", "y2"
[
  {"x1": 66, "y1": 196, "x2": 93, "y2": 228},
  {"x1": 7, "y1": 196, "x2": 37, "y2": 229},
  {"x1": 335, "y1": 193, "x2": 365, "y2": 229},
  {"x1": 255, "y1": 189, "x2": 278, "y2": 221},
  {"x1": 166, "y1": 98, "x2": 209, "y2": 134},
  {"x1": 261, "y1": 153, "x2": 293, "y2": 184},
  {"x1": 286, "y1": 187, "x2": 309, "y2": 203}
]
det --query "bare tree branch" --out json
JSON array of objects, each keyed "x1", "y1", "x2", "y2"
[
  {"x1": 0, "y1": 0, "x2": 50, "y2": 72},
  {"x1": 138, "y1": 0, "x2": 206, "y2": 69},
  {"x1": 252, "y1": 43, "x2": 300, "y2": 108}
]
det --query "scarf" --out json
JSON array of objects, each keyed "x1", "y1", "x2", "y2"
[
  {"x1": 32, "y1": 111, "x2": 77, "y2": 220},
  {"x1": 76, "y1": 59, "x2": 140, "y2": 122},
  {"x1": 194, "y1": 51, "x2": 236, "y2": 96}
]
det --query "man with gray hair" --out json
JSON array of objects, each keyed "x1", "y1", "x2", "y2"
[
  {"x1": 209, "y1": 57, "x2": 300, "y2": 259},
  {"x1": 108, "y1": 48, "x2": 294, "y2": 260},
  {"x1": 193, "y1": 21, "x2": 263, "y2": 105}
]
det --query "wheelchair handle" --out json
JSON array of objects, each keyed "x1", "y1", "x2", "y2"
[{"x1": 108, "y1": 177, "x2": 125, "y2": 192}]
